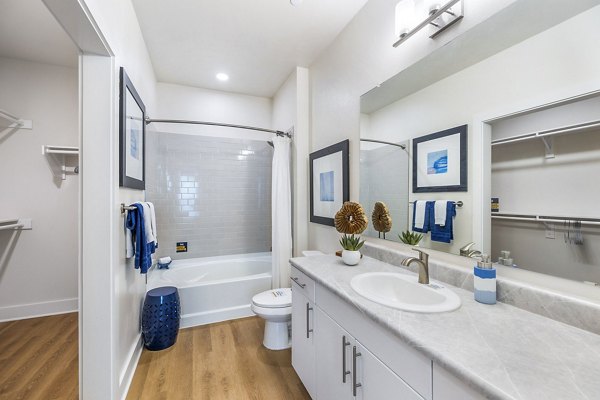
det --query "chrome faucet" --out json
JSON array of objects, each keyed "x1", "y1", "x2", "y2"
[
  {"x1": 460, "y1": 242, "x2": 482, "y2": 258},
  {"x1": 401, "y1": 248, "x2": 430, "y2": 284}
]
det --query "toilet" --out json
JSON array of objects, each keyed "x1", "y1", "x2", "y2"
[
  {"x1": 251, "y1": 288, "x2": 292, "y2": 350},
  {"x1": 252, "y1": 250, "x2": 324, "y2": 350}
]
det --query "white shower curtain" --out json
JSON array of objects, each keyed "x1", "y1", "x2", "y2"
[{"x1": 271, "y1": 135, "x2": 292, "y2": 289}]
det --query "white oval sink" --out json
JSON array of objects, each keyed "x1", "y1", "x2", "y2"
[{"x1": 350, "y1": 272, "x2": 461, "y2": 313}]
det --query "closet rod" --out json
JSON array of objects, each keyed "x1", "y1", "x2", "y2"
[
  {"x1": 144, "y1": 117, "x2": 291, "y2": 138},
  {"x1": 492, "y1": 214, "x2": 600, "y2": 226}
]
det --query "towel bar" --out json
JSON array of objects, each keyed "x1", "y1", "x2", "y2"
[
  {"x1": 121, "y1": 203, "x2": 137, "y2": 215},
  {"x1": 410, "y1": 201, "x2": 463, "y2": 208}
]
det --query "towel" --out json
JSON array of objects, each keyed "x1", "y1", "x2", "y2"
[
  {"x1": 434, "y1": 200, "x2": 449, "y2": 226},
  {"x1": 412, "y1": 201, "x2": 431, "y2": 233},
  {"x1": 431, "y1": 202, "x2": 456, "y2": 243},
  {"x1": 146, "y1": 202, "x2": 158, "y2": 248},
  {"x1": 140, "y1": 202, "x2": 155, "y2": 245},
  {"x1": 125, "y1": 203, "x2": 154, "y2": 273}
]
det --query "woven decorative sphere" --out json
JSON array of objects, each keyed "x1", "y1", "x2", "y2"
[
  {"x1": 335, "y1": 202, "x2": 368, "y2": 234},
  {"x1": 372, "y1": 201, "x2": 392, "y2": 233}
]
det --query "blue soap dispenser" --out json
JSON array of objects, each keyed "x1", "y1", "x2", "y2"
[{"x1": 474, "y1": 254, "x2": 496, "y2": 304}]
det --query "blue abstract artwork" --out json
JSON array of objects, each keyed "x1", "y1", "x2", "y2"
[
  {"x1": 320, "y1": 171, "x2": 334, "y2": 201},
  {"x1": 427, "y1": 150, "x2": 448, "y2": 174},
  {"x1": 130, "y1": 127, "x2": 140, "y2": 159}
]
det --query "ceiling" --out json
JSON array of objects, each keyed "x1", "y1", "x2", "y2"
[
  {"x1": 0, "y1": 0, "x2": 78, "y2": 68},
  {"x1": 132, "y1": 0, "x2": 369, "y2": 98}
]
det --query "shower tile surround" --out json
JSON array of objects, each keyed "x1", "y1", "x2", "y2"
[
  {"x1": 146, "y1": 132, "x2": 272, "y2": 260},
  {"x1": 362, "y1": 241, "x2": 600, "y2": 335}
]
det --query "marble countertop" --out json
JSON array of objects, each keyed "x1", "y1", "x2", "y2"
[{"x1": 290, "y1": 255, "x2": 600, "y2": 400}]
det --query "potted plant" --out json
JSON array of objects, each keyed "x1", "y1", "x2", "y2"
[
  {"x1": 339, "y1": 234, "x2": 365, "y2": 265},
  {"x1": 399, "y1": 230, "x2": 423, "y2": 246},
  {"x1": 334, "y1": 202, "x2": 369, "y2": 266}
]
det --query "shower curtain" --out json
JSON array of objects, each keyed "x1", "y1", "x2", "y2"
[{"x1": 271, "y1": 135, "x2": 292, "y2": 288}]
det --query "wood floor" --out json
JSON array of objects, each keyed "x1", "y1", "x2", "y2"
[
  {"x1": 127, "y1": 316, "x2": 310, "y2": 400},
  {"x1": 0, "y1": 313, "x2": 79, "y2": 400}
]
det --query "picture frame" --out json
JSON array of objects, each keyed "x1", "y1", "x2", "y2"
[
  {"x1": 413, "y1": 125, "x2": 467, "y2": 193},
  {"x1": 310, "y1": 140, "x2": 350, "y2": 226},
  {"x1": 119, "y1": 67, "x2": 146, "y2": 190}
]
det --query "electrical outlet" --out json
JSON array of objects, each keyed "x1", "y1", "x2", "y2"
[{"x1": 545, "y1": 224, "x2": 555, "y2": 239}]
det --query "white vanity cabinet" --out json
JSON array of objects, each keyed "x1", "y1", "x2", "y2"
[
  {"x1": 290, "y1": 267, "x2": 316, "y2": 399},
  {"x1": 315, "y1": 307, "x2": 424, "y2": 400}
]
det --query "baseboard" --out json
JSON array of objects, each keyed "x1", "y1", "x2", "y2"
[
  {"x1": 119, "y1": 334, "x2": 143, "y2": 400},
  {"x1": 180, "y1": 304, "x2": 255, "y2": 329},
  {"x1": 0, "y1": 298, "x2": 78, "y2": 322}
]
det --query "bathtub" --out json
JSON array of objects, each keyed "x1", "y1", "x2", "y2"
[{"x1": 147, "y1": 252, "x2": 272, "y2": 328}]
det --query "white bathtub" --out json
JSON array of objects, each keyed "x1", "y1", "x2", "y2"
[{"x1": 147, "y1": 252, "x2": 272, "y2": 328}]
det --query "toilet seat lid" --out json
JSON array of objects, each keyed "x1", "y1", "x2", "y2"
[{"x1": 252, "y1": 288, "x2": 292, "y2": 308}]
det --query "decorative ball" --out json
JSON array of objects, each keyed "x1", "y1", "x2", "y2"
[
  {"x1": 335, "y1": 202, "x2": 368, "y2": 234},
  {"x1": 372, "y1": 201, "x2": 392, "y2": 233}
]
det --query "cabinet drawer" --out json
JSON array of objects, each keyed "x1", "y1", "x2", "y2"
[
  {"x1": 290, "y1": 265, "x2": 315, "y2": 302},
  {"x1": 316, "y1": 283, "x2": 433, "y2": 400}
]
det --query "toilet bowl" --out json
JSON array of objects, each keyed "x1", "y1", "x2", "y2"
[{"x1": 251, "y1": 288, "x2": 292, "y2": 350}]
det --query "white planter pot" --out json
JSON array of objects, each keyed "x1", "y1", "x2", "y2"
[{"x1": 342, "y1": 250, "x2": 361, "y2": 266}]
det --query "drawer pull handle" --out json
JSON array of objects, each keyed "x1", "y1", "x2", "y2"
[
  {"x1": 352, "y1": 346, "x2": 362, "y2": 397},
  {"x1": 342, "y1": 335, "x2": 351, "y2": 383},
  {"x1": 306, "y1": 302, "x2": 313, "y2": 338},
  {"x1": 292, "y1": 277, "x2": 306, "y2": 288}
]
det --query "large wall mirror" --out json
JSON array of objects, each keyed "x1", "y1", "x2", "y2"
[{"x1": 359, "y1": 3, "x2": 600, "y2": 294}]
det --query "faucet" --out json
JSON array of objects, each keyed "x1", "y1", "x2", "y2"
[
  {"x1": 401, "y1": 248, "x2": 429, "y2": 284},
  {"x1": 460, "y1": 242, "x2": 482, "y2": 258}
]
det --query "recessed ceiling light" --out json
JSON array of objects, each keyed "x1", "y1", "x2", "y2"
[
  {"x1": 216, "y1": 73, "x2": 229, "y2": 81},
  {"x1": 290, "y1": 0, "x2": 303, "y2": 6}
]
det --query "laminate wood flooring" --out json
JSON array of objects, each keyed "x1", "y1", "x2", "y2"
[
  {"x1": 127, "y1": 316, "x2": 310, "y2": 400},
  {"x1": 0, "y1": 313, "x2": 79, "y2": 400}
]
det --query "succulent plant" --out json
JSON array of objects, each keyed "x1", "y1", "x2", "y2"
[
  {"x1": 399, "y1": 230, "x2": 423, "y2": 245},
  {"x1": 339, "y1": 234, "x2": 366, "y2": 251}
]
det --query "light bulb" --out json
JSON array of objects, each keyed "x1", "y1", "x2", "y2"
[{"x1": 216, "y1": 73, "x2": 229, "y2": 81}]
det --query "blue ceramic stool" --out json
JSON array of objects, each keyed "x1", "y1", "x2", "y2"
[{"x1": 142, "y1": 286, "x2": 180, "y2": 351}]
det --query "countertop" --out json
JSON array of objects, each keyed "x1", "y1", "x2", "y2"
[{"x1": 290, "y1": 255, "x2": 600, "y2": 400}]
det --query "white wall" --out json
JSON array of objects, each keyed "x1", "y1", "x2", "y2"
[
  {"x1": 0, "y1": 57, "x2": 78, "y2": 320},
  {"x1": 75, "y1": 0, "x2": 158, "y2": 398},
  {"x1": 308, "y1": 0, "x2": 600, "y2": 255},
  {"x1": 271, "y1": 67, "x2": 310, "y2": 256}
]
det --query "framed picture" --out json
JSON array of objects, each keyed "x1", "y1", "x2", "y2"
[
  {"x1": 119, "y1": 67, "x2": 146, "y2": 190},
  {"x1": 310, "y1": 140, "x2": 350, "y2": 226},
  {"x1": 413, "y1": 125, "x2": 467, "y2": 192}
]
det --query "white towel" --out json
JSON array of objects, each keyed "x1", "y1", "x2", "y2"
[
  {"x1": 140, "y1": 202, "x2": 156, "y2": 245},
  {"x1": 414, "y1": 200, "x2": 427, "y2": 229},
  {"x1": 146, "y1": 201, "x2": 158, "y2": 248},
  {"x1": 126, "y1": 226, "x2": 134, "y2": 258},
  {"x1": 434, "y1": 200, "x2": 449, "y2": 226}
]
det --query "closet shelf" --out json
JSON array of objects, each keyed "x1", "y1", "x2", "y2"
[
  {"x1": 491, "y1": 119, "x2": 600, "y2": 158},
  {"x1": 0, "y1": 109, "x2": 32, "y2": 130},
  {"x1": 492, "y1": 212, "x2": 600, "y2": 226},
  {"x1": 0, "y1": 218, "x2": 32, "y2": 231},
  {"x1": 42, "y1": 145, "x2": 79, "y2": 180}
]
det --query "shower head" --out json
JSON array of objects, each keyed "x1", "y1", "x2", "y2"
[{"x1": 267, "y1": 140, "x2": 274, "y2": 148}]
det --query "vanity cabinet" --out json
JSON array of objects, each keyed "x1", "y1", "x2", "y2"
[{"x1": 291, "y1": 267, "x2": 316, "y2": 399}]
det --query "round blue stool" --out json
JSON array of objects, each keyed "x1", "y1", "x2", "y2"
[{"x1": 142, "y1": 286, "x2": 181, "y2": 351}]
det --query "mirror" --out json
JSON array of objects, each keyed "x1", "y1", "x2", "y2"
[{"x1": 358, "y1": 3, "x2": 600, "y2": 287}]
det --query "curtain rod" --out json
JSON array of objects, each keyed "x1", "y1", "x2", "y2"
[
  {"x1": 145, "y1": 117, "x2": 291, "y2": 138},
  {"x1": 360, "y1": 138, "x2": 406, "y2": 150}
]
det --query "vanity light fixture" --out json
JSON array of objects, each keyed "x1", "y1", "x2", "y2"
[
  {"x1": 216, "y1": 72, "x2": 229, "y2": 81},
  {"x1": 393, "y1": 0, "x2": 464, "y2": 47}
]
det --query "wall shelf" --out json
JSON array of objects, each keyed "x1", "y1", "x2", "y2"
[
  {"x1": 42, "y1": 145, "x2": 79, "y2": 180},
  {"x1": 0, "y1": 218, "x2": 32, "y2": 231},
  {"x1": 0, "y1": 109, "x2": 32, "y2": 130},
  {"x1": 491, "y1": 119, "x2": 600, "y2": 158}
]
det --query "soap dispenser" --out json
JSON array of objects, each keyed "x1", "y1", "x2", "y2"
[{"x1": 474, "y1": 254, "x2": 496, "y2": 304}]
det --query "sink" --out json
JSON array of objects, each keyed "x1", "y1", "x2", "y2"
[{"x1": 350, "y1": 272, "x2": 461, "y2": 313}]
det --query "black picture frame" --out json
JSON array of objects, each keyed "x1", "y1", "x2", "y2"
[
  {"x1": 309, "y1": 139, "x2": 350, "y2": 226},
  {"x1": 412, "y1": 124, "x2": 467, "y2": 193},
  {"x1": 119, "y1": 67, "x2": 146, "y2": 190}
]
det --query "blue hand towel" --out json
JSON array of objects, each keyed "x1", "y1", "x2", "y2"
[
  {"x1": 125, "y1": 203, "x2": 154, "y2": 273},
  {"x1": 430, "y1": 202, "x2": 456, "y2": 243},
  {"x1": 412, "y1": 201, "x2": 433, "y2": 233}
]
